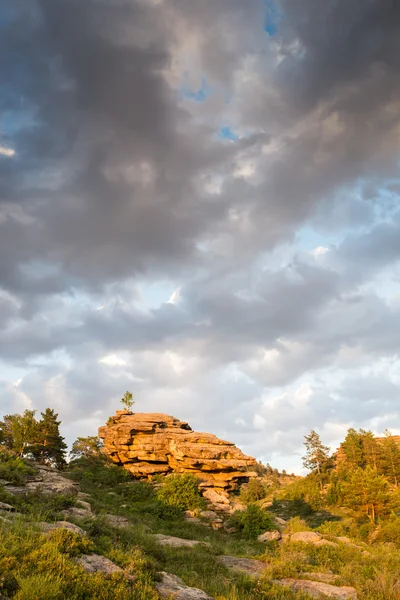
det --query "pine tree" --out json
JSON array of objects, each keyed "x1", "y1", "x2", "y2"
[
  {"x1": 302, "y1": 430, "x2": 330, "y2": 490},
  {"x1": 360, "y1": 430, "x2": 380, "y2": 471},
  {"x1": 340, "y1": 428, "x2": 365, "y2": 468},
  {"x1": 70, "y1": 436, "x2": 103, "y2": 461},
  {"x1": 379, "y1": 430, "x2": 400, "y2": 487},
  {"x1": 31, "y1": 409, "x2": 67, "y2": 469},
  {"x1": 343, "y1": 466, "x2": 390, "y2": 521}
]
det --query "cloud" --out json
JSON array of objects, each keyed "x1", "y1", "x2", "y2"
[{"x1": 1, "y1": 0, "x2": 400, "y2": 471}]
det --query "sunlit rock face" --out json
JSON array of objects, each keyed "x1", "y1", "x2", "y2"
[{"x1": 98, "y1": 411, "x2": 258, "y2": 494}]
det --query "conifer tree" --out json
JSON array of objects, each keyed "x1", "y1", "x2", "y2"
[
  {"x1": 302, "y1": 430, "x2": 330, "y2": 490},
  {"x1": 31, "y1": 409, "x2": 67, "y2": 469},
  {"x1": 340, "y1": 428, "x2": 365, "y2": 468},
  {"x1": 343, "y1": 465, "x2": 390, "y2": 521},
  {"x1": 379, "y1": 430, "x2": 400, "y2": 487},
  {"x1": 121, "y1": 391, "x2": 135, "y2": 411},
  {"x1": 360, "y1": 429, "x2": 380, "y2": 471}
]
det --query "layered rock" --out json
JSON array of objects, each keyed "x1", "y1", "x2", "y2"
[{"x1": 98, "y1": 411, "x2": 258, "y2": 494}]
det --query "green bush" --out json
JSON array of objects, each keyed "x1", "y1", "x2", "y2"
[
  {"x1": 0, "y1": 452, "x2": 36, "y2": 485},
  {"x1": 239, "y1": 479, "x2": 266, "y2": 504},
  {"x1": 375, "y1": 517, "x2": 400, "y2": 547},
  {"x1": 286, "y1": 517, "x2": 312, "y2": 534},
  {"x1": 230, "y1": 504, "x2": 275, "y2": 539},
  {"x1": 15, "y1": 574, "x2": 64, "y2": 600},
  {"x1": 67, "y1": 458, "x2": 131, "y2": 487},
  {"x1": 46, "y1": 529, "x2": 94, "y2": 557},
  {"x1": 157, "y1": 474, "x2": 205, "y2": 511}
]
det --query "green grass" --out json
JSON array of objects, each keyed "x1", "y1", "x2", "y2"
[{"x1": 3, "y1": 458, "x2": 400, "y2": 599}]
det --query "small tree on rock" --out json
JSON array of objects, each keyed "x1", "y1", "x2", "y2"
[{"x1": 121, "y1": 391, "x2": 135, "y2": 411}]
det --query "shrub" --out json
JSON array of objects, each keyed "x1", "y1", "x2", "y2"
[
  {"x1": 46, "y1": 529, "x2": 94, "y2": 557},
  {"x1": 0, "y1": 452, "x2": 36, "y2": 485},
  {"x1": 157, "y1": 474, "x2": 205, "y2": 511},
  {"x1": 67, "y1": 458, "x2": 131, "y2": 487},
  {"x1": 376, "y1": 517, "x2": 400, "y2": 547},
  {"x1": 230, "y1": 504, "x2": 275, "y2": 539},
  {"x1": 14, "y1": 574, "x2": 64, "y2": 600},
  {"x1": 286, "y1": 517, "x2": 312, "y2": 534},
  {"x1": 239, "y1": 479, "x2": 266, "y2": 504}
]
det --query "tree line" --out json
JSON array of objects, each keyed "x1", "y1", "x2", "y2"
[
  {"x1": 302, "y1": 428, "x2": 400, "y2": 521},
  {"x1": 0, "y1": 391, "x2": 133, "y2": 468}
]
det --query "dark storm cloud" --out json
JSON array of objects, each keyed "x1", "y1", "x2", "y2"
[{"x1": 2, "y1": 0, "x2": 400, "y2": 467}]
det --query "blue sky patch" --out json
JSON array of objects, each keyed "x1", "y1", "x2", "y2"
[
  {"x1": 219, "y1": 126, "x2": 239, "y2": 142},
  {"x1": 180, "y1": 75, "x2": 213, "y2": 103},
  {"x1": 264, "y1": 0, "x2": 282, "y2": 36}
]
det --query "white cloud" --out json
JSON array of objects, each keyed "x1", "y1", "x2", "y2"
[
  {"x1": 99, "y1": 354, "x2": 127, "y2": 367},
  {"x1": 0, "y1": 146, "x2": 15, "y2": 157}
]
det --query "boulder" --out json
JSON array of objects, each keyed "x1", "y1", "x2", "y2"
[
  {"x1": 98, "y1": 412, "x2": 257, "y2": 496},
  {"x1": 103, "y1": 514, "x2": 131, "y2": 528},
  {"x1": 156, "y1": 572, "x2": 214, "y2": 599},
  {"x1": 291, "y1": 531, "x2": 322, "y2": 543},
  {"x1": 0, "y1": 502, "x2": 14, "y2": 512},
  {"x1": 62, "y1": 506, "x2": 92, "y2": 519},
  {"x1": 75, "y1": 553, "x2": 134, "y2": 579},
  {"x1": 274, "y1": 579, "x2": 357, "y2": 599},
  {"x1": 153, "y1": 534, "x2": 211, "y2": 548},
  {"x1": 217, "y1": 556, "x2": 267, "y2": 577},
  {"x1": 39, "y1": 521, "x2": 87, "y2": 536},
  {"x1": 258, "y1": 530, "x2": 281, "y2": 543}
]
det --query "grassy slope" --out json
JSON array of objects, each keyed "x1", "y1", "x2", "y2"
[{"x1": 2, "y1": 459, "x2": 400, "y2": 599}]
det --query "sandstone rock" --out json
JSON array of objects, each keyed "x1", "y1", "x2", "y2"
[
  {"x1": 75, "y1": 553, "x2": 131, "y2": 578},
  {"x1": 0, "y1": 502, "x2": 14, "y2": 512},
  {"x1": 76, "y1": 500, "x2": 92, "y2": 512},
  {"x1": 291, "y1": 531, "x2": 321, "y2": 543},
  {"x1": 62, "y1": 506, "x2": 92, "y2": 519},
  {"x1": 153, "y1": 534, "x2": 211, "y2": 548},
  {"x1": 218, "y1": 556, "x2": 267, "y2": 577},
  {"x1": 199, "y1": 510, "x2": 218, "y2": 520},
  {"x1": 274, "y1": 516, "x2": 287, "y2": 526},
  {"x1": 300, "y1": 572, "x2": 337, "y2": 584},
  {"x1": 156, "y1": 572, "x2": 214, "y2": 599},
  {"x1": 98, "y1": 412, "x2": 257, "y2": 495},
  {"x1": 39, "y1": 521, "x2": 87, "y2": 536},
  {"x1": 258, "y1": 530, "x2": 281, "y2": 543},
  {"x1": 274, "y1": 578, "x2": 357, "y2": 599},
  {"x1": 7, "y1": 469, "x2": 79, "y2": 496},
  {"x1": 104, "y1": 514, "x2": 131, "y2": 528}
]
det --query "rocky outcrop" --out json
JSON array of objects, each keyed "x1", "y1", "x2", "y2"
[{"x1": 99, "y1": 411, "x2": 258, "y2": 494}]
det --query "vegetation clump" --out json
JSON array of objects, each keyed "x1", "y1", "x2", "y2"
[{"x1": 156, "y1": 473, "x2": 205, "y2": 511}]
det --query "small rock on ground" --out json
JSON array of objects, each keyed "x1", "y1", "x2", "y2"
[
  {"x1": 274, "y1": 579, "x2": 357, "y2": 599},
  {"x1": 258, "y1": 530, "x2": 281, "y2": 542},
  {"x1": 153, "y1": 534, "x2": 211, "y2": 548},
  {"x1": 291, "y1": 531, "x2": 321, "y2": 543},
  {"x1": 104, "y1": 514, "x2": 131, "y2": 528},
  {"x1": 39, "y1": 521, "x2": 87, "y2": 536},
  {"x1": 62, "y1": 506, "x2": 92, "y2": 519},
  {"x1": 218, "y1": 556, "x2": 267, "y2": 577},
  {"x1": 75, "y1": 554, "x2": 134, "y2": 580},
  {"x1": 0, "y1": 502, "x2": 15, "y2": 512},
  {"x1": 300, "y1": 572, "x2": 337, "y2": 584},
  {"x1": 156, "y1": 572, "x2": 214, "y2": 599}
]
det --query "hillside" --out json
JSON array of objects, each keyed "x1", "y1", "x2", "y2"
[{"x1": 2, "y1": 411, "x2": 400, "y2": 599}]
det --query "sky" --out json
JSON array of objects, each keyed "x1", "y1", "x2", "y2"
[{"x1": 1, "y1": 0, "x2": 400, "y2": 473}]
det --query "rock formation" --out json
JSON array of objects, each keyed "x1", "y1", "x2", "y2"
[{"x1": 98, "y1": 411, "x2": 258, "y2": 495}]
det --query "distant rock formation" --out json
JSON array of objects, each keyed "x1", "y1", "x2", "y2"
[{"x1": 98, "y1": 411, "x2": 258, "y2": 495}]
